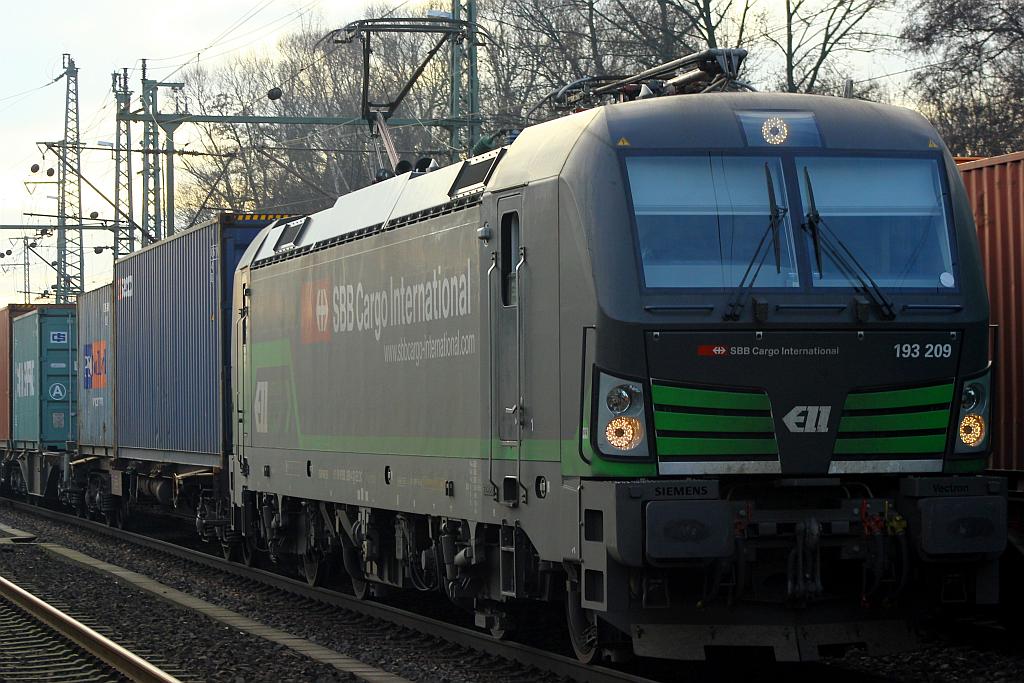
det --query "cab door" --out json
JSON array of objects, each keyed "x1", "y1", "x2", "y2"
[{"x1": 492, "y1": 195, "x2": 524, "y2": 496}]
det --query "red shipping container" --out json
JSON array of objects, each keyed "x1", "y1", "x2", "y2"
[
  {"x1": 959, "y1": 154, "x2": 1024, "y2": 474},
  {"x1": 0, "y1": 304, "x2": 34, "y2": 444}
]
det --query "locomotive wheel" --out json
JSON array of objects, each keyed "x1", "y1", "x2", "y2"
[
  {"x1": 302, "y1": 552, "x2": 333, "y2": 588},
  {"x1": 489, "y1": 620, "x2": 512, "y2": 640},
  {"x1": 566, "y1": 583, "x2": 600, "y2": 664}
]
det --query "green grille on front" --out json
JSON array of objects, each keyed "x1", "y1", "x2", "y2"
[
  {"x1": 834, "y1": 382, "x2": 954, "y2": 456},
  {"x1": 651, "y1": 383, "x2": 778, "y2": 458}
]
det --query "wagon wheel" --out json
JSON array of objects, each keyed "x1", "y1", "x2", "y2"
[
  {"x1": 489, "y1": 616, "x2": 514, "y2": 640},
  {"x1": 104, "y1": 506, "x2": 125, "y2": 529},
  {"x1": 7, "y1": 467, "x2": 26, "y2": 500},
  {"x1": 350, "y1": 576, "x2": 371, "y2": 600},
  {"x1": 103, "y1": 496, "x2": 128, "y2": 529},
  {"x1": 109, "y1": 500, "x2": 130, "y2": 529}
]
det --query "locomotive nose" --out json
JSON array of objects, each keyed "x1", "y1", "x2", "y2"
[{"x1": 645, "y1": 329, "x2": 961, "y2": 476}]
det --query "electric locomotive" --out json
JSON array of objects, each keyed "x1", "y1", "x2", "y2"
[{"x1": 215, "y1": 50, "x2": 1005, "y2": 663}]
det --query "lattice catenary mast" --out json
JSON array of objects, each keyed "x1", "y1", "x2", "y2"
[
  {"x1": 55, "y1": 53, "x2": 84, "y2": 302},
  {"x1": 112, "y1": 68, "x2": 136, "y2": 258}
]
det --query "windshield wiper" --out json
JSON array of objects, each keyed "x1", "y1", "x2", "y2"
[
  {"x1": 803, "y1": 167, "x2": 824, "y2": 277},
  {"x1": 723, "y1": 163, "x2": 786, "y2": 321},
  {"x1": 802, "y1": 167, "x2": 897, "y2": 321}
]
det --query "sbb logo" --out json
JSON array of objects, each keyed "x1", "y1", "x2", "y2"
[
  {"x1": 300, "y1": 279, "x2": 331, "y2": 344},
  {"x1": 697, "y1": 344, "x2": 729, "y2": 357},
  {"x1": 315, "y1": 287, "x2": 329, "y2": 332},
  {"x1": 118, "y1": 275, "x2": 134, "y2": 300}
]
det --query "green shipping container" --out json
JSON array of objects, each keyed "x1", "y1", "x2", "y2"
[{"x1": 12, "y1": 307, "x2": 76, "y2": 450}]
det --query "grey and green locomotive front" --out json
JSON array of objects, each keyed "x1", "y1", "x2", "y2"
[{"x1": 229, "y1": 93, "x2": 1004, "y2": 662}]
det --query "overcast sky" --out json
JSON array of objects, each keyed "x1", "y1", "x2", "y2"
[{"x1": 0, "y1": 0, "x2": 914, "y2": 306}]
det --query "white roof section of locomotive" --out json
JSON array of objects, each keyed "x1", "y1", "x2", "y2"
[
  {"x1": 242, "y1": 106, "x2": 603, "y2": 268},
  {"x1": 247, "y1": 159, "x2": 466, "y2": 264}
]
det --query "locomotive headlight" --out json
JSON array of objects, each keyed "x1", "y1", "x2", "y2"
[
  {"x1": 595, "y1": 372, "x2": 649, "y2": 458},
  {"x1": 958, "y1": 414, "x2": 985, "y2": 448},
  {"x1": 955, "y1": 368, "x2": 991, "y2": 453},
  {"x1": 961, "y1": 383, "x2": 983, "y2": 412},
  {"x1": 606, "y1": 385, "x2": 633, "y2": 414},
  {"x1": 605, "y1": 416, "x2": 643, "y2": 451}
]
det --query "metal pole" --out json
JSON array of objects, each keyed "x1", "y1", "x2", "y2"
[
  {"x1": 150, "y1": 84, "x2": 162, "y2": 242},
  {"x1": 56, "y1": 53, "x2": 84, "y2": 303},
  {"x1": 447, "y1": 0, "x2": 479, "y2": 158},
  {"x1": 113, "y1": 68, "x2": 135, "y2": 258},
  {"x1": 466, "y1": 0, "x2": 481, "y2": 149},
  {"x1": 161, "y1": 123, "x2": 181, "y2": 235},
  {"x1": 113, "y1": 72, "x2": 122, "y2": 258},
  {"x1": 141, "y1": 63, "x2": 162, "y2": 241},
  {"x1": 140, "y1": 63, "x2": 151, "y2": 242},
  {"x1": 22, "y1": 237, "x2": 29, "y2": 304},
  {"x1": 165, "y1": 127, "x2": 175, "y2": 235},
  {"x1": 449, "y1": 0, "x2": 463, "y2": 159}
]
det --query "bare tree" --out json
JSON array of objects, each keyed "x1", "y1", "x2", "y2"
[
  {"x1": 176, "y1": 14, "x2": 453, "y2": 226},
  {"x1": 902, "y1": 0, "x2": 1024, "y2": 155},
  {"x1": 762, "y1": 0, "x2": 890, "y2": 93}
]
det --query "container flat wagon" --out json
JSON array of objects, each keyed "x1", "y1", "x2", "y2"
[
  {"x1": 67, "y1": 213, "x2": 290, "y2": 523},
  {"x1": 1, "y1": 305, "x2": 76, "y2": 499}
]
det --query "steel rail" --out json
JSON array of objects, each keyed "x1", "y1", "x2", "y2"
[
  {"x1": 0, "y1": 572, "x2": 181, "y2": 683},
  {"x1": 4, "y1": 500, "x2": 657, "y2": 683}
]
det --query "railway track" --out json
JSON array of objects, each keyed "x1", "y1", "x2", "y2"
[
  {"x1": 0, "y1": 569, "x2": 179, "y2": 683},
  {"x1": 1, "y1": 499, "x2": 919, "y2": 682},
  {"x1": 1, "y1": 499, "x2": 659, "y2": 683}
]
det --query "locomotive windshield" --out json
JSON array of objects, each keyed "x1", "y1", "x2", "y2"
[
  {"x1": 797, "y1": 156, "x2": 955, "y2": 289},
  {"x1": 626, "y1": 153, "x2": 956, "y2": 290},
  {"x1": 626, "y1": 155, "x2": 799, "y2": 289}
]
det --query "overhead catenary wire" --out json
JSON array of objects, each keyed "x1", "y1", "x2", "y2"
[
  {"x1": 0, "y1": 78, "x2": 60, "y2": 105},
  {"x1": 853, "y1": 59, "x2": 950, "y2": 84},
  {"x1": 156, "y1": 0, "x2": 282, "y2": 82},
  {"x1": 152, "y1": 0, "x2": 323, "y2": 81}
]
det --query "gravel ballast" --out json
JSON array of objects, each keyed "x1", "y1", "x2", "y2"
[
  {"x1": 2, "y1": 504, "x2": 1021, "y2": 683},
  {"x1": 0, "y1": 543, "x2": 354, "y2": 683},
  {"x1": 0, "y1": 507, "x2": 562, "y2": 683}
]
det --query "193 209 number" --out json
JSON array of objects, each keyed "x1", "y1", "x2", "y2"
[{"x1": 893, "y1": 343, "x2": 952, "y2": 359}]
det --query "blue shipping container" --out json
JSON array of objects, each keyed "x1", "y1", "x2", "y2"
[
  {"x1": 77, "y1": 285, "x2": 114, "y2": 452},
  {"x1": 12, "y1": 307, "x2": 76, "y2": 450},
  {"x1": 114, "y1": 215, "x2": 267, "y2": 467}
]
